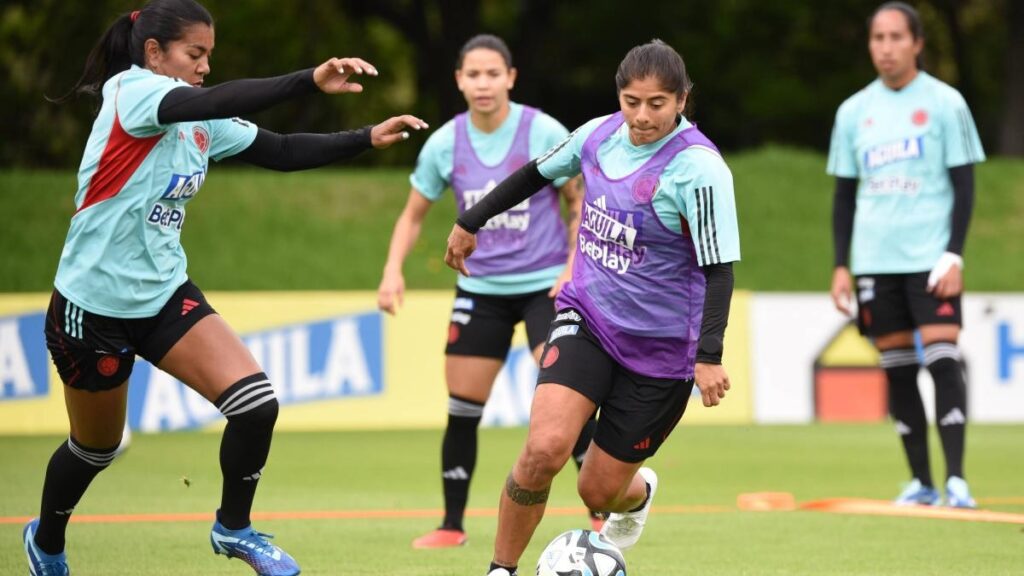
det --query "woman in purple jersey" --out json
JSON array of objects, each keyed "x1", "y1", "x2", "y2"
[
  {"x1": 446, "y1": 40, "x2": 737, "y2": 576},
  {"x1": 25, "y1": 1, "x2": 425, "y2": 575},
  {"x1": 377, "y1": 34, "x2": 601, "y2": 549},
  {"x1": 829, "y1": 2, "x2": 981, "y2": 509}
]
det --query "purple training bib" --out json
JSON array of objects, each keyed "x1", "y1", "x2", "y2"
[
  {"x1": 557, "y1": 113, "x2": 719, "y2": 379},
  {"x1": 452, "y1": 106, "x2": 567, "y2": 277}
]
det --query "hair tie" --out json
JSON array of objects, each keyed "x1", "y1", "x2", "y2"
[{"x1": 130, "y1": 10, "x2": 140, "y2": 22}]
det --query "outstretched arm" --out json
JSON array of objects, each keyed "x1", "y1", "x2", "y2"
[
  {"x1": 158, "y1": 57, "x2": 379, "y2": 124},
  {"x1": 234, "y1": 115, "x2": 428, "y2": 171},
  {"x1": 235, "y1": 127, "x2": 372, "y2": 171}
]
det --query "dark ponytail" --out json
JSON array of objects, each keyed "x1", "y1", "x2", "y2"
[{"x1": 50, "y1": 0, "x2": 213, "y2": 103}]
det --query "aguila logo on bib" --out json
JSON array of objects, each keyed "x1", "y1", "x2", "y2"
[{"x1": 192, "y1": 126, "x2": 210, "y2": 154}]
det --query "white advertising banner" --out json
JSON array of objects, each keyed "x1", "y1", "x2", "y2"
[
  {"x1": 751, "y1": 294, "x2": 844, "y2": 423},
  {"x1": 752, "y1": 294, "x2": 1024, "y2": 424},
  {"x1": 961, "y1": 295, "x2": 1024, "y2": 422}
]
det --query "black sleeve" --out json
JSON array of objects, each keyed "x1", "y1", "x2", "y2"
[
  {"x1": 157, "y1": 69, "x2": 317, "y2": 124},
  {"x1": 234, "y1": 127, "x2": 373, "y2": 172},
  {"x1": 696, "y1": 262, "x2": 734, "y2": 365},
  {"x1": 456, "y1": 160, "x2": 553, "y2": 233},
  {"x1": 947, "y1": 164, "x2": 975, "y2": 255},
  {"x1": 832, "y1": 176, "x2": 858, "y2": 268}
]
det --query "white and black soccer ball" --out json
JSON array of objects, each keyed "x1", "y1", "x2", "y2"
[{"x1": 536, "y1": 529, "x2": 626, "y2": 576}]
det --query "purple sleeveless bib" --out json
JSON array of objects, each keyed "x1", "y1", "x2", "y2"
[
  {"x1": 452, "y1": 106, "x2": 567, "y2": 277},
  {"x1": 557, "y1": 113, "x2": 718, "y2": 379}
]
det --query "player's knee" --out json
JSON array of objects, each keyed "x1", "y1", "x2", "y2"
[
  {"x1": 519, "y1": 440, "x2": 570, "y2": 483},
  {"x1": 577, "y1": 485, "x2": 616, "y2": 512},
  {"x1": 215, "y1": 372, "x2": 279, "y2": 430},
  {"x1": 231, "y1": 395, "x2": 279, "y2": 431},
  {"x1": 576, "y1": 474, "x2": 623, "y2": 511}
]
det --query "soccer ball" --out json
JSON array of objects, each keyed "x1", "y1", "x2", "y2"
[{"x1": 536, "y1": 529, "x2": 626, "y2": 576}]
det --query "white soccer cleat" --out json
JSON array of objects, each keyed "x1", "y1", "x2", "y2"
[
  {"x1": 600, "y1": 467, "x2": 657, "y2": 551},
  {"x1": 945, "y1": 476, "x2": 977, "y2": 509},
  {"x1": 485, "y1": 568, "x2": 515, "y2": 576}
]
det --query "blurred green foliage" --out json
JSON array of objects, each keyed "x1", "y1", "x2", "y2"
[{"x1": 0, "y1": 0, "x2": 1018, "y2": 168}]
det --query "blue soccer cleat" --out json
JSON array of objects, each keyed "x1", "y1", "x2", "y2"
[
  {"x1": 893, "y1": 479, "x2": 941, "y2": 506},
  {"x1": 23, "y1": 518, "x2": 70, "y2": 576},
  {"x1": 945, "y1": 476, "x2": 977, "y2": 509},
  {"x1": 210, "y1": 519, "x2": 300, "y2": 576}
]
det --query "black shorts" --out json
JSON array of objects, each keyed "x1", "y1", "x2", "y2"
[
  {"x1": 854, "y1": 272, "x2": 962, "y2": 337},
  {"x1": 44, "y1": 280, "x2": 216, "y2": 392},
  {"x1": 445, "y1": 287, "x2": 554, "y2": 359},
  {"x1": 536, "y1": 308, "x2": 694, "y2": 463}
]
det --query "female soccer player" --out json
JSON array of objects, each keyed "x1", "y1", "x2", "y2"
[
  {"x1": 377, "y1": 34, "x2": 600, "y2": 549},
  {"x1": 23, "y1": 1, "x2": 426, "y2": 574},
  {"x1": 828, "y1": 1, "x2": 984, "y2": 508},
  {"x1": 445, "y1": 39, "x2": 739, "y2": 576}
]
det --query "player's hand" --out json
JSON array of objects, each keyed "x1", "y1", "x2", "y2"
[
  {"x1": 548, "y1": 268, "x2": 573, "y2": 298},
  {"x1": 927, "y1": 252, "x2": 963, "y2": 299},
  {"x1": 370, "y1": 115, "x2": 429, "y2": 149},
  {"x1": 445, "y1": 225, "x2": 476, "y2": 277},
  {"x1": 695, "y1": 362, "x2": 730, "y2": 407},
  {"x1": 830, "y1": 266, "x2": 854, "y2": 316},
  {"x1": 377, "y1": 268, "x2": 405, "y2": 315},
  {"x1": 313, "y1": 57, "x2": 379, "y2": 94}
]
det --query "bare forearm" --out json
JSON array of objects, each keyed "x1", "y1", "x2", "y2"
[{"x1": 384, "y1": 215, "x2": 423, "y2": 273}]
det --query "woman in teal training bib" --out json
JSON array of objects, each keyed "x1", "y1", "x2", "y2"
[
  {"x1": 376, "y1": 34, "x2": 600, "y2": 549},
  {"x1": 24, "y1": 1, "x2": 426, "y2": 575},
  {"x1": 828, "y1": 1, "x2": 985, "y2": 509}
]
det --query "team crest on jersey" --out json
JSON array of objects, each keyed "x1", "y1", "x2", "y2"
[
  {"x1": 864, "y1": 137, "x2": 924, "y2": 170},
  {"x1": 912, "y1": 109, "x2": 929, "y2": 126},
  {"x1": 192, "y1": 126, "x2": 210, "y2": 154},
  {"x1": 632, "y1": 172, "x2": 660, "y2": 204}
]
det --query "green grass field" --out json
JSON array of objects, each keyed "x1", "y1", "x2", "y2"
[
  {"x1": 2, "y1": 147, "x2": 1023, "y2": 292},
  {"x1": 2, "y1": 424, "x2": 1022, "y2": 575}
]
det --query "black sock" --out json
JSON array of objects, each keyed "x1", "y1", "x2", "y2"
[
  {"x1": 881, "y1": 348, "x2": 932, "y2": 486},
  {"x1": 627, "y1": 480, "x2": 652, "y2": 513},
  {"x1": 215, "y1": 373, "x2": 278, "y2": 530},
  {"x1": 489, "y1": 561, "x2": 518, "y2": 575},
  {"x1": 35, "y1": 437, "x2": 118, "y2": 554},
  {"x1": 925, "y1": 343, "x2": 967, "y2": 480},
  {"x1": 441, "y1": 395, "x2": 484, "y2": 531}
]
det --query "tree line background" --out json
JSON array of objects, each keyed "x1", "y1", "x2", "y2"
[{"x1": 2, "y1": 0, "x2": 1021, "y2": 168}]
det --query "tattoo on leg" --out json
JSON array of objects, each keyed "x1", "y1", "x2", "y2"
[{"x1": 505, "y1": 472, "x2": 549, "y2": 506}]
